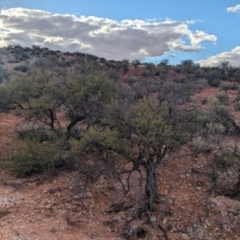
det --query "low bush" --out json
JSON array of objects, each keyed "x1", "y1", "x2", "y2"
[
  {"x1": 208, "y1": 78, "x2": 221, "y2": 87},
  {"x1": 234, "y1": 101, "x2": 240, "y2": 111},
  {"x1": 201, "y1": 97, "x2": 208, "y2": 105},
  {"x1": 15, "y1": 123, "x2": 52, "y2": 142},
  {"x1": 215, "y1": 149, "x2": 239, "y2": 168},
  {"x1": 207, "y1": 70, "x2": 221, "y2": 87},
  {"x1": 220, "y1": 82, "x2": 238, "y2": 91},
  {"x1": 10, "y1": 137, "x2": 58, "y2": 176},
  {"x1": 13, "y1": 65, "x2": 29, "y2": 72},
  {"x1": 215, "y1": 92, "x2": 229, "y2": 106},
  {"x1": 140, "y1": 70, "x2": 151, "y2": 77}
]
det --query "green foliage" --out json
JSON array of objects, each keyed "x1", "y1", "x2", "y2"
[
  {"x1": 0, "y1": 86, "x2": 10, "y2": 111},
  {"x1": 74, "y1": 127, "x2": 130, "y2": 159},
  {"x1": 234, "y1": 101, "x2": 240, "y2": 111},
  {"x1": 207, "y1": 98, "x2": 238, "y2": 135},
  {"x1": 13, "y1": 65, "x2": 29, "y2": 72},
  {"x1": 158, "y1": 58, "x2": 169, "y2": 66},
  {"x1": 0, "y1": 66, "x2": 9, "y2": 83},
  {"x1": 220, "y1": 82, "x2": 238, "y2": 91},
  {"x1": 128, "y1": 98, "x2": 174, "y2": 148},
  {"x1": 10, "y1": 136, "x2": 58, "y2": 176},
  {"x1": 215, "y1": 150, "x2": 239, "y2": 168},
  {"x1": 140, "y1": 69, "x2": 151, "y2": 77},
  {"x1": 195, "y1": 78, "x2": 208, "y2": 91},
  {"x1": 235, "y1": 89, "x2": 240, "y2": 102},
  {"x1": 131, "y1": 59, "x2": 141, "y2": 68},
  {"x1": 192, "y1": 137, "x2": 213, "y2": 154},
  {"x1": 15, "y1": 123, "x2": 52, "y2": 142},
  {"x1": 215, "y1": 92, "x2": 229, "y2": 106},
  {"x1": 121, "y1": 59, "x2": 129, "y2": 74},
  {"x1": 207, "y1": 70, "x2": 221, "y2": 87},
  {"x1": 206, "y1": 122, "x2": 225, "y2": 135},
  {"x1": 181, "y1": 59, "x2": 197, "y2": 74}
]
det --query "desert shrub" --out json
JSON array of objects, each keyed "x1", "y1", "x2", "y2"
[
  {"x1": 107, "y1": 69, "x2": 120, "y2": 81},
  {"x1": 7, "y1": 59, "x2": 19, "y2": 64},
  {"x1": 124, "y1": 225, "x2": 148, "y2": 239},
  {"x1": 0, "y1": 66, "x2": 9, "y2": 83},
  {"x1": 13, "y1": 65, "x2": 29, "y2": 72},
  {"x1": 208, "y1": 77, "x2": 221, "y2": 87},
  {"x1": 125, "y1": 77, "x2": 136, "y2": 85},
  {"x1": 194, "y1": 68, "x2": 207, "y2": 78},
  {"x1": 215, "y1": 149, "x2": 239, "y2": 168},
  {"x1": 131, "y1": 59, "x2": 141, "y2": 68},
  {"x1": 16, "y1": 123, "x2": 40, "y2": 140},
  {"x1": 121, "y1": 59, "x2": 129, "y2": 74},
  {"x1": 195, "y1": 78, "x2": 208, "y2": 91},
  {"x1": 192, "y1": 137, "x2": 213, "y2": 154},
  {"x1": 21, "y1": 52, "x2": 30, "y2": 59},
  {"x1": 233, "y1": 70, "x2": 240, "y2": 82},
  {"x1": 207, "y1": 99, "x2": 239, "y2": 135},
  {"x1": 234, "y1": 101, "x2": 240, "y2": 111},
  {"x1": 215, "y1": 92, "x2": 229, "y2": 106},
  {"x1": 207, "y1": 70, "x2": 221, "y2": 87},
  {"x1": 68, "y1": 125, "x2": 82, "y2": 140},
  {"x1": 235, "y1": 90, "x2": 240, "y2": 102},
  {"x1": 140, "y1": 69, "x2": 151, "y2": 77},
  {"x1": 175, "y1": 66, "x2": 181, "y2": 74},
  {"x1": 178, "y1": 76, "x2": 188, "y2": 83},
  {"x1": 220, "y1": 82, "x2": 238, "y2": 91},
  {"x1": 15, "y1": 123, "x2": 52, "y2": 142},
  {"x1": 180, "y1": 59, "x2": 198, "y2": 74},
  {"x1": 201, "y1": 97, "x2": 208, "y2": 105},
  {"x1": 10, "y1": 137, "x2": 58, "y2": 176}
]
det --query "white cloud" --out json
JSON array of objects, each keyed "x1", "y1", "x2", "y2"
[
  {"x1": 198, "y1": 46, "x2": 240, "y2": 67},
  {"x1": 0, "y1": 7, "x2": 217, "y2": 60},
  {"x1": 226, "y1": 4, "x2": 240, "y2": 13}
]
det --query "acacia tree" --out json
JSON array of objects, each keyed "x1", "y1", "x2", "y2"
[
  {"x1": 72, "y1": 81, "x2": 196, "y2": 211},
  {"x1": 0, "y1": 68, "x2": 62, "y2": 130},
  {"x1": 0, "y1": 59, "x2": 198, "y2": 212}
]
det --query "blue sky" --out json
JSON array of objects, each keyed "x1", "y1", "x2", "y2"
[{"x1": 0, "y1": 0, "x2": 240, "y2": 66}]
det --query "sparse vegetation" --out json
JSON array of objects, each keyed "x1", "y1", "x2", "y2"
[{"x1": 1, "y1": 45, "x2": 240, "y2": 239}]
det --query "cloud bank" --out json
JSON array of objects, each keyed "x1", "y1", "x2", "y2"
[
  {"x1": 198, "y1": 46, "x2": 240, "y2": 67},
  {"x1": 226, "y1": 4, "x2": 240, "y2": 13},
  {"x1": 0, "y1": 8, "x2": 217, "y2": 60}
]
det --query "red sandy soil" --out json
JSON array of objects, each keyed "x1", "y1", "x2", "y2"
[{"x1": 1, "y1": 85, "x2": 240, "y2": 240}]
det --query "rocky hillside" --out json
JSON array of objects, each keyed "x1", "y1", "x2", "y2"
[{"x1": 0, "y1": 45, "x2": 240, "y2": 240}]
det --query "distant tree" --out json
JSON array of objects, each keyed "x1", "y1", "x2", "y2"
[
  {"x1": 0, "y1": 69, "x2": 62, "y2": 130},
  {"x1": 158, "y1": 58, "x2": 169, "y2": 66},
  {"x1": 181, "y1": 59, "x2": 199, "y2": 74},
  {"x1": 131, "y1": 59, "x2": 141, "y2": 68},
  {"x1": 121, "y1": 59, "x2": 129, "y2": 74}
]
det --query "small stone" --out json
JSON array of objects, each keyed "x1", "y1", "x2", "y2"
[
  {"x1": 46, "y1": 204, "x2": 52, "y2": 209},
  {"x1": 196, "y1": 187, "x2": 201, "y2": 190},
  {"x1": 55, "y1": 192, "x2": 61, "y2": 197},
  {"x1": 86, "y1": 192, "x2": 93, "y2": 198}
]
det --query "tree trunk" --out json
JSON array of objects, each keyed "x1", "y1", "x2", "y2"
[
  {"x1": 67, "y1": 115, "x2": 85, "y2": 133},
  {"x1": 49, "y1": 109, "x2": 55, "y2": 131},
  {"x1": 144, "y1": 161, "x2": 159, "y2": 211}
]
